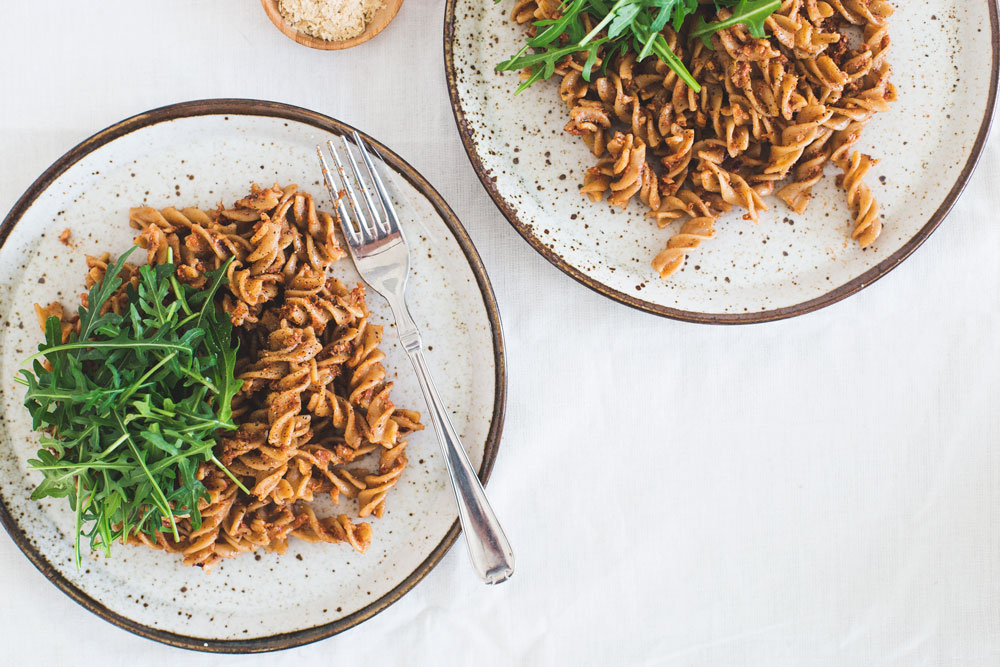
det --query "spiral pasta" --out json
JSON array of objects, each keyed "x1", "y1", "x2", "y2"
[
  {"x1": 509, "y1": 0, "x2": 895, "y2": 278},
  {"x1": 836, "y1": 151, "x2": 882, "y2": 247},
  {"x1": 42, "y1": 184, "x2": 424, "y2": 571}
]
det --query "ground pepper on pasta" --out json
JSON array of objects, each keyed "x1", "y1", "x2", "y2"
[
  {"x1": 35, "y1": 184, "x2": 423, "y2": 571},
  {"x1": 506, "y1": 0, "x2": 895, "y2": 278}
]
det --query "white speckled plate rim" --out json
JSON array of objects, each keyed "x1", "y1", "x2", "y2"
[
  {"x1": 444, "y1": 1, "x2": 1000, "y2": 324},
  {"x1": 0, "y1": 99, "x2": 507, "y2": 653}
]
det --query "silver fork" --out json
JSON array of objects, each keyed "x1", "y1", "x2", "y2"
[{"x1": 317, "y1": 131, "x2": 514, "y2": 585}]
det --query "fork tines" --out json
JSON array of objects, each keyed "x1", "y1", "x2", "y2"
[{"x1": 317, "y1": 131, "x2": 400, "y2": 247}]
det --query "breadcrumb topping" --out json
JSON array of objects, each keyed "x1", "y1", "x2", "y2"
[{"x1": 278, "y1": 0, "x2": 384, "y2": 42}]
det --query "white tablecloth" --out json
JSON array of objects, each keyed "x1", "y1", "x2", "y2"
[{"x1": 2, "y1": 2, "x2": 999, "y2": 665}]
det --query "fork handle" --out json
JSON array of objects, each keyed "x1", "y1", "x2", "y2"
[{"x1": 403, "y1": 343, "x2": 515, "y2": 584}]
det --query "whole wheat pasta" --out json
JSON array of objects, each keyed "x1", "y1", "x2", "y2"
[
  {"x1": 40, "y1": 184, "x2": 423, "y2": 571},
  {"x1": 509, "y1": 0, "x2": 895, "y2": 277}
]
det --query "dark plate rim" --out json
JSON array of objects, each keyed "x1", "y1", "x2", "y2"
[
  {"x1": 443, "y1": 1, "x2": 1000, "y2": 324},
  {"x1": 0, "y1": 98, "x2": 508, "y2": 653}
]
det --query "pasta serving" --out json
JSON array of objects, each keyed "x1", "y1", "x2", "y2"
[
  {"x1": 34, "y1": 184, "x2": 423, "y2": 571},
  {"x1": 505, "y1": 0, "x2": 896, "y2": 278}
]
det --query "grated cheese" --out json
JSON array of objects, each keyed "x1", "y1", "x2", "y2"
[{"x1": 278, "y1": 0, "x2": 385, "y2": 42}]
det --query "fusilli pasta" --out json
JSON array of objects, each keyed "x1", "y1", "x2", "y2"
[
  {"x1": 41, "y1": 184, "x2": 424, "y2": 571},
  {"x1": 508, "y1": 0, "x2": 895, "y2": 277}
]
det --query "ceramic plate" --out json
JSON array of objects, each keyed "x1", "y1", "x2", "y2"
[
  {"x1": 445, "y1": 1, "x2": 999, "y2": 323},
  {"x1": 0, "y1": 100, "x2": 505, "y2": 652}
]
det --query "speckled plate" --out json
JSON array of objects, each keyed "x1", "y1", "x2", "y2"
[
  {"x1": 0, "y1": 100, "x2": 505, "y2": 652},
  {"x1": 445, "y1": 1, "x2": 999, "y2": 323}
]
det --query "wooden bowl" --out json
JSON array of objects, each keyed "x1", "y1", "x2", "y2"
[{"x1": 261, "y1": 0, "x2": 403, "y2": 50}]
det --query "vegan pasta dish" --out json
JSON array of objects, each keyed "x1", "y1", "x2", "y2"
[
  {"x1": 498, "y1": 0, "x2": 895, "y2": 278},
  {"x1": 20, "y1": 184, "x2": 422, "y2": 572}
]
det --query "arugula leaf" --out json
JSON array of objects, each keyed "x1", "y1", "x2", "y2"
[
  {"x1": 17, "y1": 246, "x2": 246, "y2": 568},
  {"x1": 496, "y1": 0, "x2": 781, "y2": 93},
  {"x1": 690, "y1": 0, "x2": 781, "y2": 47},
  {"x1": 75, "y1": 247, "x2": 137, "y2": 350},
  {"x1": 673, "y1": 0, "x2": 699, "y2": 30}
]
